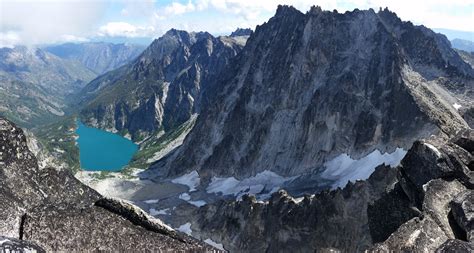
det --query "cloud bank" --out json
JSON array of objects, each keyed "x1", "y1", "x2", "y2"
[{"x1": 1, "y1": 0, "x2": 472, "y2": 47}]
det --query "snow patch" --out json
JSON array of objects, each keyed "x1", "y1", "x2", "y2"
[
  {"x1": 424, "y1": 143, "x2": 442, "y2": 158},
  {"x1": 143, "y1": 199, "x2": 159, "y2": 204},
  {"x1": 453, "y1": 103, "x2": 462, "y2": 110},
  {"x1": 179, "y1": 192, "x2": 191, "y2": 201},
  {"x1": 207, "y1": 170, "x2": 296, "y2": 200},
  {"x1": 171, "y1": 170, "x2": 200, "y2": 192},
  {"x1": 204, "y1": 238, "x2": 225, "y2": 251},
  {"x1": 178, "y1": 192, "x2": 206, "y2": 207},
  {"x1": 177, "y1": 222, "x2": 192, "y2": 235},
  {"x1": 321, "y1": 148, "x2": 407, "y2": 189},
  {"x1": 293, "y1": 197, "x2": 305, "y2": 204},
  {"x1": 0, "y1": 238, "x2": 10, "y2": 245},
  {"x1": 149, "y1": 208, "x2": 170, "y2": 216},
  {"x1": 188, "y1": 200, "x2": 207, "y2": 207}
]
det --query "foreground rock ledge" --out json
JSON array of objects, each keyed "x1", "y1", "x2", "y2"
[
  {"x1": 369, "y1": 129, "x2": 473, "y2": 252},
  {"x1": 0, "y1": 117, "x2": 219, "y2": 252}
]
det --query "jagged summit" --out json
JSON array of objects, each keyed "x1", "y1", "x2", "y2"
[
  {"x1": 230, "y1": 28, "x2": 252, "y2": 37},
  {"x1": 150, "y1": 6, "x2": 472, "y2": 180}
]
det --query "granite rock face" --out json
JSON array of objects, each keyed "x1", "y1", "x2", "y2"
[
  {"x1": 368, "y1": 129, "x2": 473, "y2": 251},
  {"x1": 0, "y1": 236, "x2": 45, "y2": 253},
  {"x1": 450, "y1": 191, "x2": 474, "y2": 241},
  {"x1": 0, "y1": 117, "x2": 219, "y2": 252},
  {"x1": 156, "y1": 6, "x2": 473, "y2": 179},
  {"x1": 79, "y1": 30, "x2": 247, "y2": 140}
]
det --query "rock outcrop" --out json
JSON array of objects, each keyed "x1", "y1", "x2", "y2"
[
  {"x1": 230, "y1": 28, "x2": 252, "y2": 37},
  {"x1": 78, "y1": 30, "x2": 247, "y2": 141},
  {"x1": 0, "y1": 117, "x2": 218, "y2": 252},
  {"x1": 368, "y1": 129, "x2": 473, "y2": 252},
  {"x1": 154, "y1": 6, "x2": 473, "y2": 180}
]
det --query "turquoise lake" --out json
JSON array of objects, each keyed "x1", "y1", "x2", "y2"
[{"x1": 76, "y1": 121, "x2": 138, "y2": 171}]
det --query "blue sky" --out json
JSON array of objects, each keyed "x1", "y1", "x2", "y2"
[{"x1": 1, "y1": 0, "x2": 473, "y2": 47}]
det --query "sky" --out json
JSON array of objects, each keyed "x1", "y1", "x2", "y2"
[{"x1": 0, "y1": 0, "x2": 473, "y2": 47}]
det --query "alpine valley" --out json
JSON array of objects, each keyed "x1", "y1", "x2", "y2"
[{"x1": 0, "y1": 4, "x2": 473, "y2": 253}]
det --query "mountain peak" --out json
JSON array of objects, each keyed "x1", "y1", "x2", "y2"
[
  {"x1": 275, "y1": 4, "x2": 302, "y2": 17},
  {"x1": 154, "y1": 6, "x2": 472, "y2": 180},
  {"x1": 230, "y1": 28, "x2": 252, "y2": 37}
]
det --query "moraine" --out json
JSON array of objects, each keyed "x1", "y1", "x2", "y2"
[{"x1": 76, "y1": 121, "x2": 138, "y2": 171}]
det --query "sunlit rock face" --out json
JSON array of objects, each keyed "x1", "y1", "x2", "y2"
[{"x1": 152, "y1": 6, "x2": 472, "y2": 180}]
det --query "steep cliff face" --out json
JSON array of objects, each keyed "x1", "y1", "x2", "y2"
[
  {"x1": 0, "y1": 117, "x2": 219, "y2": 252},
  {"x1": 78, "y1": 30, "x2": 246, "y2": 141},
  {"x1": 155, "y1": 6, "x2": 472, "y2": 179},
  {"x1": 187, "y1": 128, "x2": 472, "y2": 252}
]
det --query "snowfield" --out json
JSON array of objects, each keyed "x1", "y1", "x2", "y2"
[
  {"x1": 177, "y1": 223, "x2": 192, "y2": 235},
  {"x1": 321, "y1": 148, "x2": 407, "y2": 189},
  {"x1": 204, "y1": 238, "x2": 225, "y2": 251},
  {"x1": 206, "y1": 170, "x2": 296, "y2": 200},
  {"x1": 172, "y1": 170, "x2": 200, "y2": 192}
]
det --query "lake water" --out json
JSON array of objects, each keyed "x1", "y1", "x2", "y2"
[{"x1": 76, "y1": 121, "x2": 138, "y2": 171}]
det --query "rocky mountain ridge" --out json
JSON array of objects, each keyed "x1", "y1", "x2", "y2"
[
  {"x1": 151, "y1": 6, "x2": 473, "y2": 181},
  {"x1": 78, "y1": 29, "x2": 248, "y2": 141}
]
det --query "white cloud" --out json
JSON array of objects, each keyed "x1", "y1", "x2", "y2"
[
  {"x1": 120, "y1": 0, "x2": 156, "y2": 17},
  {"x1": 0, "y1": 31, "x2": 21, "y2": 48},
  {"x1": 98, "y1": 22, "x2": 155, "y2": 38},
  {"x1": 362, "y1": 0, "x2": 474, "y2": 32},
  {"x1": 58, "y1": 34, "x2": 90, "y2": 43},
  {"x1": 0, "y1": 0, "x2": 107, "y2": 46},
  {"x1": 1, "y1": 0, "x2": 471, "y2": 46},
  {"x1": 163, "y1": 1, "x2": 196, "y2": 15},
  {"x1": 154, "y1": 0, "x2": 473, "y2": 34}
]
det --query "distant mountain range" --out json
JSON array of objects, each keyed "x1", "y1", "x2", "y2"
[
  {"x1": 0, "y1": 46, "x2": 95, "y2": 127},
  {"x1": 0, "y1": 42, "x2": 144, "y2": 128},
  {"x1": 451, "y1": 38, "x2": 474, "y2": 52},
  {"x1": 44, "y1": 42, "x2": 145, "y2": 75}
]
